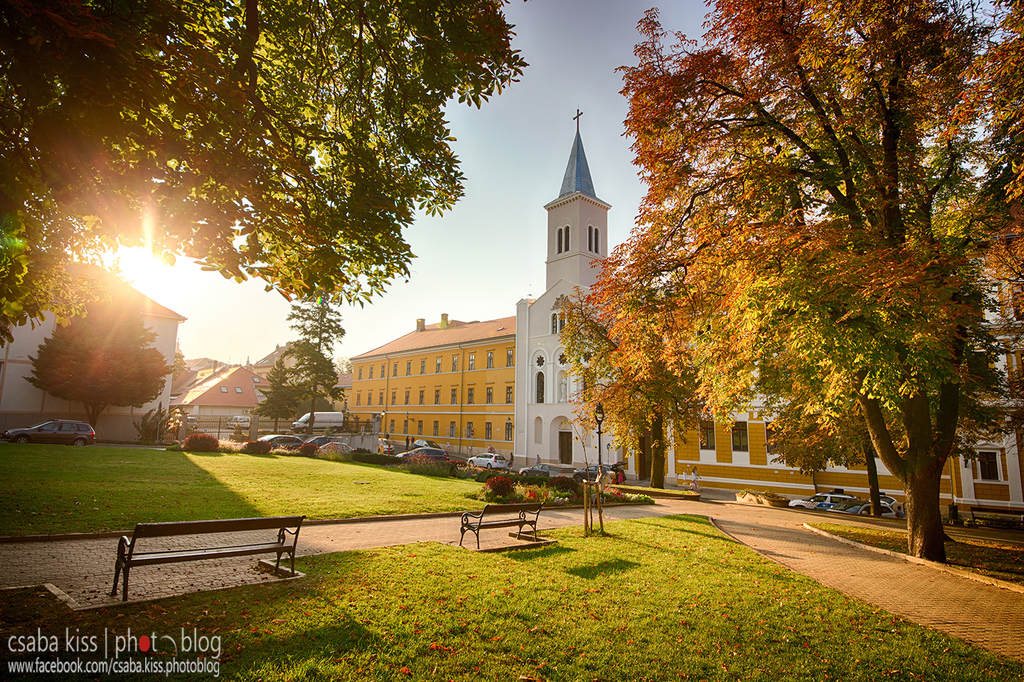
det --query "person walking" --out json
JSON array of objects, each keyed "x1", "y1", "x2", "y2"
[{"x1": 691, "y1": 466, "x2": 700, "y2": 491}]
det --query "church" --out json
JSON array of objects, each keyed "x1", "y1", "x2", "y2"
[{"x1": 347, "y1": 125, "x2": 1024, "y2": 516}]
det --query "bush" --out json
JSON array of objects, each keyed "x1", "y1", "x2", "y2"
[
  {"x1": 241, "y1": 439, "x2": 272, "y2": 455},
  {"x1": 165, "y1": 443, "x2": 181, "y2": 451},
  {"x1": 353, "y1": 451, "x2": 401, "y2": 466},
  {"x1": 298, "y1": 443, "x2": 318, "y2": 457},
  {"x1": 483, "y1": 475, "x2": 515, "y2": 498},
  {"x1": 402, "y1": 456, "x2": 456, "y2": 478},
  {"x1": 550, "y1": 476, "x2": 581, "y2": 495},
  {"x1": 182, "y1": 433, "x2": 219, "y2": 452}
]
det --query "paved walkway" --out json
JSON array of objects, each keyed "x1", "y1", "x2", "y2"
[{"x1": 0, "y1": 497, "x2": 1021, "y2": 662}]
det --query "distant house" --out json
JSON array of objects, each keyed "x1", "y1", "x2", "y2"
[
  {"x1": 332, "y1": 371, "x2": 352, "y2": 411},
  {"x1": 0, "y1": 275, "x2": 185, "y2": 441},
  {"x1": 250, "y1": 343, "x2": 296, "y2": 380},
  {"x1": 172, "y1": 365, "x2": 263, "y2": 418}
]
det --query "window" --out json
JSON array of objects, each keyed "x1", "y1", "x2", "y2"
[
  {"x1": 358, "y1": 367, "x2": 363, "y2": 379},
  {"x1": 559, "y1": 313, "x2": 565, "y2": 332},
  {"x1": 253, "y1": 376, "x2": 260, "y2": 383},
  {"x1": 732, "y1": 422, "x2": 749, "y2": 452},
  {"x1": 1012, "y1": 284, "x2": 1024, "y2": 320},
  {"x1": 485, "y1": 387, "x2": 493, "y2": 404},
  {"x1": 417, "y1": 420, "x2": 423, "y2": 435},
  {"x1": 452, "y1": 356, "x2": 458, "y2": 372},
  {"x1": 978, "y1": 451, "x2": 1000, "y2": 481},
  {"x1": 391, "y1": 391, "x2": 396, "y2": 405},
  {"x1": 356, "y1": 393, "x2": 361, "y2": 405},
  {"x1": 220, "y1": 387, "x2": 228, "y2": 393},
  {"x1": 235, "y1": 387, "x2": 243, "y2": 393},
  {"x1": 588, "y1": 225, "x2": 593, "y2": 251},
  {"x1": 486, "y1": 351, "x2": 493, "y2": 368},
  {"x1": 403, "y1": 419, "x2": 408, "y2": 433},
  {"x1": 434, "y1": 389, "x2": 440, "y2": 405},
  {"x1": 699, "y1": 421, "x2": 715, "y2": 450},
  {"x1": 557, "y1": 228, "x2": 563, "y2": 254},
  {"x1": 59, "y1": 422, "x2": 77, "y2": 432},
  {"x1": 505, "y1": 420, "x2": 513, "y2": 441},
  {"x1": 451, "y1": 388, "x2": 458, "y2": 404},
  {"x1": 485, "y1": 422, "x2": 492, "y2": 440},
  {"x1": 449, "y1": 421, "x2": 456, "y2": 437},
  {"x1": 506, "y1": 385, "x2": 514, "y2": 403},
  {"x1": 380, "y1": 363, "x2": 385, "y2": 378},
  {"x1": 368, "y1": 366, "x2": 373, "y2": 379},
  {"x1": 551, "y1": 313, "x2": 558, "y2": 335},
  {"x1": 436, "y1": 357, "x2": 442, "y2": 373},
  {"x1": 593, "y1": 227, "x2": 600, "y2": 253},
  {"x1": 536, "y1": 355, "x2": 544, "y2": 367},
  {"x1": 405, "y1": 361, "x2": 411, "y2": 376},
  {"x1": 393, "y1": 362, "x2": 398, "y2": 376},
  {"x1": 378, "y1": 392, "x2": 384, "y2": 405},
  {"x1": 420, "y1": 359, "x2": 425, "y2": 374},
  {"x1": 432, "y1": 421, "x2": 439, "y2": 437},
  {"x1": 367, "y1": 392, "x2": 373, "y2": 405},
  {"x1": 766, "y1": 422, "x2": 780, "y2": 454},
  {"x1": 418, "y1": 390, "x2": 424, "y2": 405},
  {"x1": 536, "y1": 371, "x2": 545, "y2": 403},
  {"x1": 469, "y1": 354, "x2": 475, "y2": 370},
  {"x1": 404, "y1": 390, "x2": 410, "y2": 405},
  {"x1": 467, "y1": 387, "x2": 475, "y2": 404},
  {"x1": 466, "y1": 422, "x2": 474, "y2": 438},
  {"x1": 389, "y1": 419, "x2": 395, "y2": 433},
  {"x1": 507, "y1": 348, "x2": 514, "y2": 367}
]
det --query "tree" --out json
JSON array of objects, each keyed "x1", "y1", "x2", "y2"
[
  {"x1": 27, "y1": 303, "x2": 170, "y2": 426},
  {"x1": 253, "y1": 356, "x2": 303, "y2": 431},
  {"x1": 617, "y1": 1, "x2": 1005, "y2": 560},
  {"x1": 560, "y1": 292, "x2": 703, "y2": 489},
  {"x1": 0, "y1": 0, "x2": 526, "y2": 340},
  {"x1": 288, "y1": 297, "x2": 345, "y2": 431}
]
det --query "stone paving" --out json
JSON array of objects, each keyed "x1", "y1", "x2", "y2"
[{"x1": 0, "y1": 496, "x2": 1021, "y2": 662}]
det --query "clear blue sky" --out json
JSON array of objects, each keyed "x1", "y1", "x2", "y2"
[{"x1": 117, "y1": 1, "x2": 709, "y2": 365}]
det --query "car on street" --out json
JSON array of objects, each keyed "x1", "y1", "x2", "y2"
[
  {"x1": 303, "y1": 435, "x2": 347, "y2": 449},
  {"x1": 1, "y1": 420, "x2": 95, "y2": 446},
  {"x1": 399, "y1": 447, "x2": 449, "y2": 462},
  {"x1": 412, "y1": 439, "x2": 444, "y2": 450},
  {"x1": 227, "y1": 415, "x2": 251, "y2": 428},
  {"x1": 837, "y1": 500, "x2": 904, "y2": 518},
  {"x1": 518, "y1": 463, "x2": 564, "y2": 477},
  {"x1": 257, "y1": 434, "x2": 304, "y2": 449},
  {"x1": 787, "y1": 492, "x2": 855, "y2": 510},
  {"x1": 467, "y1": 453, "x2": 509, "y2": 469},
  {"x1": 572, "y1": 463, "x2": 623, "y2": 482}
]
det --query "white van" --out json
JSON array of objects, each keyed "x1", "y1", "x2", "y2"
[
  {"x1": 227, "y1": 415, "x2": 251, "y2": 428},
  {"x1": 292, "y1": 411, "x2": 345, "y2": 433}
]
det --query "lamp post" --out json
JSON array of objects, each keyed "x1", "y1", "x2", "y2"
[{"x1": 594, "y1": 403, "x2": 605, "y2": 477}]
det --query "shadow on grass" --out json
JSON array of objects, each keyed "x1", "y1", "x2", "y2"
[
  {"x1": 507, "y1": 545, "x2": 576, "y2": 562},
  {"x1": 565, "y1": 558, "x2": 640, "y2": 579}
]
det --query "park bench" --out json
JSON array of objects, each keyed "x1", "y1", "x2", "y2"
[
  {"x1": 967, "y1": 507, "x2": 1024, "y2": 530},
  {"x1": 459, "y1": 503, "x2": 543, "y2": 549},
  {"x1": 110, "y1": 516, "x2": 304, "y2": 601}
]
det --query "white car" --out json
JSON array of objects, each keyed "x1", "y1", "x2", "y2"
[
  {"x1": 467, "y1": 453, "x2": 509, "y2": 470},
  {"x1": 788, "y1": 492, "x2": 854, "y2": 510}
]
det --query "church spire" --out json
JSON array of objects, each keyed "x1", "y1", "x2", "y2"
[{"x1": 558, "y1": 129, "x2": 597, "y2": 200}]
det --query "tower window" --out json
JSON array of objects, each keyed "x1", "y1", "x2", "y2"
[
  {"x1": 594, "y1": 227, "x2": 600, "y2": 253},
  {"x1": 557, "y1": 229, "x2": 563, "y2": 254},
  {"x1": 588, "y1": 225, "x2": 593, "y2": 251},
  {"x1": 536, "y1": 371, "x2": 545, "y2": 404},
  {"x1": 551, "y1": 313, "x2": 558, "y2": 335}
]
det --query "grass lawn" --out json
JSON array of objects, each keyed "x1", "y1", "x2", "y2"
[
  {"x1": 0, "y1": 444, "x2": 482, "y2": 536},
  {"x1": 1, "y1": 515, "x2": 1017, "y2": 680},
  {"x1": 810, "y1": 522, "x2": 1024, "y2": 586}
]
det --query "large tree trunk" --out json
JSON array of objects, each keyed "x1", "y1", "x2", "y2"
[
  {"x1": 863, "y1": 441, "x2": 883, "y2": 517},
  {"x1": 83, "y1": 403, "x2": 104, "y2": 429},
  {"x1": 904, "y1": 460, "x2": 946, "y2": 562},
  {"x1": 650, "y1": 414, "x2": 666, "y2": 489}
]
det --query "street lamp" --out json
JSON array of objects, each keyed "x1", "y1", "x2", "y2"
[{"x1": 594, "y1": 403, "x2": 605, "y2": 477}]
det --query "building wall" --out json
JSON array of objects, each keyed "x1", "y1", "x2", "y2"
[
  {"x1": 349, "y1": 335, "x2": 516, "y2": 457},
  {"x1": 0, "y1": 312, "x2": 180, "y2": 441}
]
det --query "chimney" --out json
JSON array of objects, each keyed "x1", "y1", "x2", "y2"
[
  {"x1": 416, "y1": 318, "x2": 425, "y2": 332},
  {"x1": 440, "y1": 313, "x2": 449, "y2": 329}
]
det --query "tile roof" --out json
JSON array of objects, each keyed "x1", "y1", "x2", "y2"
[
  {"x1": 352, "y1": 316, "x2": 516, "y2": 359},
  {"x1": 172, "y1": 365, "x2": 264, "y2": 408}
]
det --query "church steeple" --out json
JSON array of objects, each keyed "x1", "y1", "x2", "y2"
[{"x1": 558, "y1": 130, "x2": 597, "y2": 200}]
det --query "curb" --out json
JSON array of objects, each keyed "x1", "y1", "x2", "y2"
[
  {"x1": 802, "y1": 523, "x2": 1024, "y2": 595},
  {"x1": 0, "y1": 502, "x2": 652, "y2": 544}
]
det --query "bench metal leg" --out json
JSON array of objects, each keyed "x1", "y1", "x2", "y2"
[
  {"x1": 275, "y1": 551, "x2": 282, "y2": 572},
  {"x1": 110, "y1": 560, "x2": 122, "y2": 597},
  {"x1": 121, "y1": 567, "x2": 130, "y2": 601},
  {"x1": 290, "y1": 551, "x2": 296, "y2": 575}
]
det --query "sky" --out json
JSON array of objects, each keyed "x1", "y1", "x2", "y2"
[{"x1": 113, "y1": 1, "x2": 709, "y2": 365}]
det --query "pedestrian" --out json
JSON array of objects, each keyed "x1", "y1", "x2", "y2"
[
  {"x1": 536, "y1": 453, "x2": 541, "y2": 466},
  {"x1": 691, "y1": 466, "x2": 700, "y2": 491}
]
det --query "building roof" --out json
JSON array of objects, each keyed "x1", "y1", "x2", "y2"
[
  {"x1": 172, "y1": 365, "x2": 263, "y2": 408},
  {"x1": 253, "y1": 342, "x2": 295, "y2": 368},
  {"x1": 558, "y1": 131, "x2": 598, "y2": 200},
  {"x1": 335, "y1": 372, "x2": 353, "y2": 389},
  {"x1": 352, "y1": 316, "x2": 516, "y2": 360}
]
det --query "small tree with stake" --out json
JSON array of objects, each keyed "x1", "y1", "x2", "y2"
[{"x1": 27, "y1": 304, "x2": 170, "y2": 427}]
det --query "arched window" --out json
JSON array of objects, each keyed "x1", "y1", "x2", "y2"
[
  {"x1": 551, "y1": 313, "x2": 558, "y2": 335},
  {"x1": 588, "y1": 226, "x2": 593, "y2": 251},
  {"x1": 556, "y1": 228, "x2": 563, "y2": 254},
  {"x1": 563, "y1": 226, "x2": 569, "y2": 251},
  {"x1": 593, "y1": 227, "x2": 600, "y2": 253},
  {"x1": 536, "y1": 371, "x2": 545, "y2": 404},
  {"x1": 534, "y1": 416, "x2": 543, "y2": 443}
]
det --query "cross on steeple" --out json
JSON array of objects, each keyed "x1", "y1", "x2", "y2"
[{"x1": 573, "y1": 108, "x2": 583, "y2": 133}]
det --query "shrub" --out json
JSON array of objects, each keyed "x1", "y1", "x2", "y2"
[
  {"x1": 298, "y1": 442, "x2": 318, "y2": 457},
  {"x1": 165, "y1": 443, "x2": 181, "y2": 451},
  {"x1": 241, "y1": 439, "x2": 272, "y2": 455},
  {"x1": 353, "y1": 451, "x2": 401, "y2": 466},
  {"x1": 402, "y1": 456, "x2": 456, "y2": 478},
  {"x1": 550, "y1": 476, "x2": 581, "y2": 495},
  {"x1": 318, "y1": 443, "x2": 353, "y2": 462},
  {"x1": 182, "y1": 433, "x2": 219, "y2": 452},
  {"x1": 269, "y1": 448, "x2": 296, "y2": 456},
  {"x1": 484, "y1": 475, "x2": 515, "y2": 498}
]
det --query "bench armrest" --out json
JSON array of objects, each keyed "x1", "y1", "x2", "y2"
[{"x1": 117, "y1": 535, "x2": 133, "y2": 562}]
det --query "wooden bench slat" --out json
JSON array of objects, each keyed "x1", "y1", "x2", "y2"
[
  {"x1": 459, "y1": 503, "x2": 543, "y2": 549},
  {"x1": 132, "y1": 516, "x2": 304, "y2": 538},
  {"x1": 130, "y1": 543, "x2": 287, "y2": 566},
  {"x1": 481, "y1": 503, "x2": 543, "y2": 514}
]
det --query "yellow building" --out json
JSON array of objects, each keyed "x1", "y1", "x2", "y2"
[{"x1": 349, "y1": 314, "x2": 516, "y2": 456}]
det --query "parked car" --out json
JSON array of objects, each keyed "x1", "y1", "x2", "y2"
[
  {"x1": 412, "y1": 439, "x2": 444, "y2": 450},
  {"x1": 227, "y1": 415, "x2": 251, "y2": 428},
  {"x1": 467, "y1": 453, "x2": 509, "y2": 470},
  {"x1": 378, "y1": 439, "x2": 398, "y2": 455},
  {"x1": 840, "y1": 500, "x2": 904, "y2": 518},
  {"x1": 518, "y1": 463, "x2": 564, "y2": 477},
  {"x1": 400, "y1": 447, "x2": 449, "y2": 462},
  {"x1": 1, "y1": 420, "x2": 95, "y2": 446},
  {"x1": 788, "y1": 492, "x2": 855, "y2": 510},
  {"x1": 291, "y1": 411, "x2": 346, "y2": 433},
  {"x1": 257, "y1": 434, "x2": 304, "y2": 449},
  {"x1": 572, "y1": 463, "x2": 622, "y2": 482},
  {"x1": 303, "y1": 435, "x2": 348, "y2": 449}
]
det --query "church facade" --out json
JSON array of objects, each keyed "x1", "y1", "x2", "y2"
[{"x1": 346, "y1": 126, "x2": 1024, "y2": 515}]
